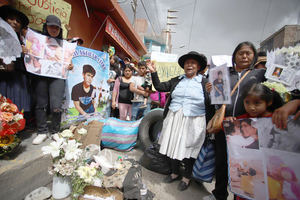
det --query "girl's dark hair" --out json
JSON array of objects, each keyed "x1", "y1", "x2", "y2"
[
  {"x1": 242, "y1": 83, "x2": 284, "y2": 112},
  {"x1": 218, "y1": 71, "x2": 222, "y2": 75},
  {"x1": 232, "y1": 41, "x2": 258, "y2": 70},
  {"x1": 42, "y1": 23, "x2": 63, "y2": 39},
  {"x1": 123, "y1": 64, "x2": 133, "y2": 73}
]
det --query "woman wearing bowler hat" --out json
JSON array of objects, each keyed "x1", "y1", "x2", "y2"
[{"x1": 147, "y1": 51, "x2": 213, "y2": 191}]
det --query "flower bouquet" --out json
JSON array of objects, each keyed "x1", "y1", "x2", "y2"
[
  {"x1": 0, "y1": 94, "x2": 25, "y2": 157},
  {"x1": 42, "y1": 130, "x2": 104, "y2": 200}
]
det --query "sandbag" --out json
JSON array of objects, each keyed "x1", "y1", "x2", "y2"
[
  {"x1": 101, "y1": 118, "x2": 141, "y2": 151},
  {"x1": 139, "y1": 143, "x2": 171, "y2": 175}
]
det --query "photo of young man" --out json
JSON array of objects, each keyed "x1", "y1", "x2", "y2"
[{"x1": 71, "y1": 64, "x2": 96, "y2": 116}]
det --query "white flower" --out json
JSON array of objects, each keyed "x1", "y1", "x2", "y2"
[
  {"x1": 13, "y1": 113, "x2": 23, "y2": 121},
  {"x1": 76, "y1": 166, "x2": 97, "y2": 183},
  {"x1": 63, "y1": 140, "x2": 82, "y2": 161},
  {"x1": 60, "y1": 129, "x2": 73, "y2": 138},
  {"x1": 41, "y1": 139, "x2": 64, "y2": 158},
  {"x1": 77, "y1": 128, "x2": 87, "y2": 135}
]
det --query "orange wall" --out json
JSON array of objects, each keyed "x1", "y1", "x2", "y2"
[{"x1": 64, "y1": 0, "x2": 106, "y2": 51}]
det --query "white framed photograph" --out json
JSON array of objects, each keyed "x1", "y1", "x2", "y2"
[
  {"x1": 209, "y1": 64, "x2": 231, "y2": 104},
  {"x1": 266, "y1": 64, "x2": 295, "y2": 86}
]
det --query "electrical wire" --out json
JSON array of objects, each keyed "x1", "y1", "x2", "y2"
[
  {"x1": 154, "y1": 0, "x2": 162, "y2": 32},
  {"x1": 260, "y1": 0, "x2": 272, "y2": 43},
  {"x1": 188, "y1": 0, "x2": 197, "y2": 49},
  {"x1": 140, "y1": 0, "x2": 158, "y2": 37}
]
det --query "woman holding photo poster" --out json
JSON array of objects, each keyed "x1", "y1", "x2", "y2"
[
  {"x1": 147, "y1": 51, "x2": 214, "y2": 191},
  {"x1": 204, "y1": 42, "x2": 266, "y2": 200},
  {"x1": 32, "y1": 15, "x2": 73, "y2": 145}
]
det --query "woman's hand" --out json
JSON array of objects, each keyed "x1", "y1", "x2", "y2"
[
  {"x1": 205, "y1": 82, "x2": 212, "y2": 93},
  {"x1": 147, "y1": 60, "x2": 156, "y2": 73},
  {"x1": 142, "y1": 91, "x2": 150, "y2": 98},
  {"x1": 272, "y1": 99, "x2": 300, "y2": 129},
  {"x1": 22, "y1": 45, "x2": 29, "y2": 54},
  {"x1": 225, "y1": 116, "x2": 236, "y2": 122},
  {"x1": 112, "y1": 101, "x2": 116, "y2": 109},
  {"x1": 107, "y1": 78, "x2": 115, "y2": 83},
  {"x1": 67, "y1": 63, "x2": 74, "y2": 70}
]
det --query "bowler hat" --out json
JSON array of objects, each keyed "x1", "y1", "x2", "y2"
[
  {"x1": 46, "y1": 15, "x2": 61, "y2": 28},
  {"x1": 178, "y1": 51, "x2": 207, "y2": 71},
  {"x1": 0, "y1": 5, "x2": 29, "y2": 28}
]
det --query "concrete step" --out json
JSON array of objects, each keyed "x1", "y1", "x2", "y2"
[{"x1": 0, "y1": 131, "x2": 52, "y2": 200}]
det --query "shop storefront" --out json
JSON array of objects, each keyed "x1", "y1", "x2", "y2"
[{"x1": 1, "y1": 0, "x2": 147, "y2": 61}]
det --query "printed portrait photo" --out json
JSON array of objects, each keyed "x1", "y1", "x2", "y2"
[
  {"x1": 24, "y1": 54, "x2": 42, "y2": 74},
  {"x1": 265, "y1": 150, "x2": 300, "y2": 200},
  {"x1": 224, "y1": 118, "x2": 259, "y2": 150},
  {"x1": 25, "y1": 29, "x2": 45, "y2": 58},
  {"x1": 44, "y1": 37, "x2": 63, "y2": 61},
  {"x1": 229, "y1": 152, "x2": 266, "y2": 200},
  {"x1": 257, "y1": 118, "x2": 300, "y2": 153},
  {"x1": 209, "y1": 64, "x2": 231, "y2": 105}
]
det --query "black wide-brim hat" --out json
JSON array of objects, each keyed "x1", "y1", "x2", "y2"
[
  {"x1": 178, "y1": 51, "x2": 207, "y2": 71},
  {"x1": 0, "y1": 5, "x2": 29, "y2": 28}
]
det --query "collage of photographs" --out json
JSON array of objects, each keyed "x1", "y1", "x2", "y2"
[
  {"x1": 24, "y1": 29, "x2": 77, "y2": 79},
  {"x1": 223, "y1": 117, "x2": 300, "y2": 200}
]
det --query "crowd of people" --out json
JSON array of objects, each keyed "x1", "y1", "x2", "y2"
[{"x1": 1, "y1": 5, "x2": 300, "y2": 200}]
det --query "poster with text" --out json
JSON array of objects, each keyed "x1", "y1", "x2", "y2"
[
  {"x1": 13, "y1": 0, "x2": 72, "y2": 38},
  {"x1": 151, "y1": 52, "x2": 184, "y2": 83},
  {"x1": 224, "y1": 117, "x2": 300, "y2": 200},
  {"x1": 61, "y1": 46, "x2": 110, "y2": 126},
  {"x1": 24, "y1": 29, "x2": 77, "y2": 79}
]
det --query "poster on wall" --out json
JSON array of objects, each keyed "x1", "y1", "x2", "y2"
[
  {"x1": 223, "y1": 117, "x2": 300, "y2": 200},
  {"x1": 24, "y1": 29, "x2": 76, "y2": 79},
  {"x1": 151, "y1": 52, "x2": 184, "y2": 83},
  {"x1": 13, "y1": 0, "x2": 72, "y2": 38},
  {"x1": 61, "y1": 46, "x2": 110, "y2": 126}
]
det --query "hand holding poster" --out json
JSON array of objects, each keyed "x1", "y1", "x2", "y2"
[
  {"x1": 224, "y1": 117, "x2": 300, "y2": 200},
  {"x1": 209, "y1": 64, "x2": 231, "y2": 105},
  {"x1": 62, "y1": 46, "x2": 109, "y2": 126},
  {"x1": 24, "y1": 29, "x2": 77, "y2": 79}
]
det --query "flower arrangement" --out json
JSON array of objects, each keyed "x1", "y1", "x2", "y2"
[
  {"x1": 71, "y1": 161, "x2": 103, "y2": 199},
  {"x1": 42, "y1": 133, "x2": 83, "y2": 177},
  {"x1": 262, "y1": 81, "x2": 291, "y2": 102},
  {"x1": 0, "y1": 94, "x2": 25, "y2": 156},
  {"x1": 42, "y1": 129, "x2": 104, "y2": 200}
]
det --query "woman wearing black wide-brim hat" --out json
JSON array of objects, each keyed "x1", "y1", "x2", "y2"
[
  {"x1": 0, "y1": 5, "x2": 32, "y2": 116},
  {"x1": 147, "y1": 51, "x2": 213, "y2": 191}
]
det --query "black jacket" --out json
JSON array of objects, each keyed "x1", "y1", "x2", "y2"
[{"x1": 151, "y1": 72, "x2": 215, "y2": 122}]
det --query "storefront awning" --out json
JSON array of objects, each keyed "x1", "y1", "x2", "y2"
[{"x1": 105, "y1": 17, "x2": 140, "y2": 61}]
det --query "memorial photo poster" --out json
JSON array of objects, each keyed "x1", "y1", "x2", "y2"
[
  {"x1": 61, "y1": 46, "x2": 109, "y2": 126},
  {"x1": 24, "y1": 29, "x2": 77, "y2": 79},
  {"x1": 224, "y1": 117, "x2": 300, "y2": 200},
  {"x1": 266, "y1": 47, "x2": 300, "y2": 91},
  {"x1": 209, "y1": 64, "x2": 231, "y2": 105}
]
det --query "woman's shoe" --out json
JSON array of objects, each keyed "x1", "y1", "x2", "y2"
[
  {"x1": 163, "y1": 174, "x2": 181, "y2": 183},
  {"x1": 177, "y1": 180, "x2": 190, "y2": 191}
]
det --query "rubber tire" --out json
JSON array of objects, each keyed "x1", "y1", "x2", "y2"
[{"x1": 138, "y1": 108, "x2": 164, "y2": 150}]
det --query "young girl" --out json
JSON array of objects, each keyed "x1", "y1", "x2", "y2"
[
  {"x1": 227, "y1": 83, "x2": 284, "y2": 121},
  {"x1": 227, "y1": 83, "x2": 284, "y2": 200}
]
